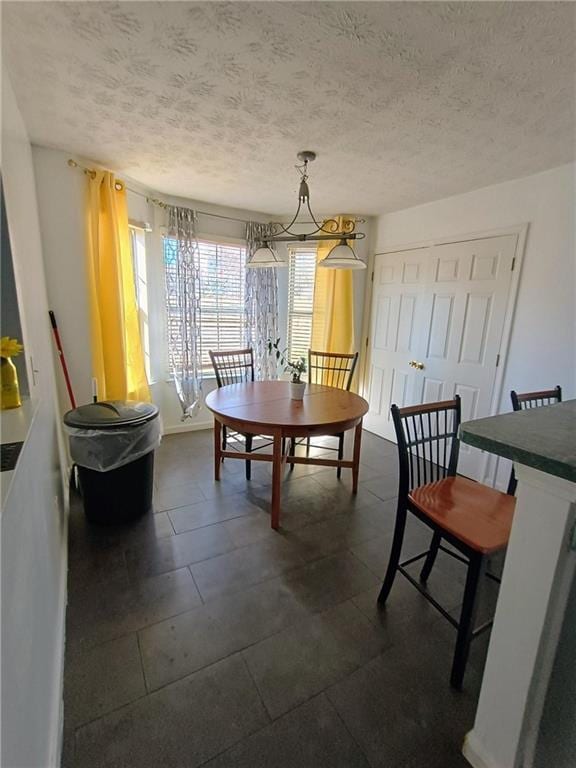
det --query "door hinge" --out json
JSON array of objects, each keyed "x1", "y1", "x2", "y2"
[
  {"x1": 365, "y1": 336, "x2": 369, "y2": 348},
  {"x1": 371, "y1": 271, "x2": 374, "y2": 283},
  {"x1": 496, "y1": 354, "x2": 500, "y2": 367},
  {"x1": 511, "y1": 257, "x2": 516, "y2": 271}
]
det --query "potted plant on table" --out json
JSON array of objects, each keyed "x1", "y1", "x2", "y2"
[{"x1": 267, "y1": 338, "x2": 307, "y2": 400}]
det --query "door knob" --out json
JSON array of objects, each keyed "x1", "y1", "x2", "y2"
[{"x1": 408, "y1": 360, "x2": 425, "y2": 370}]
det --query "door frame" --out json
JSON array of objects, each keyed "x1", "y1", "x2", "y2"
[{"x1": 359, "y1": 224, "x2": 529, "y2": 484}]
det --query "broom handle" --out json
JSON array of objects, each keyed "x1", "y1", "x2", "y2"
[{"x1": 48, "y1": 310, "x2": 76, "y2": 409}]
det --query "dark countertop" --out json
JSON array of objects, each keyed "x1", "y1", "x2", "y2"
[{"x1": 460, "y1": 400, "x2": 576, "y2": 484}]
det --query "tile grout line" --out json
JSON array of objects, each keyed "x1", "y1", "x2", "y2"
[
  {"x1": 135, "y1": 630, "x2": 151, "y2": 695},
  {"x1": 322, "y1": 691, "x2": 376, "y2": 767},
  {"x1": 121, "y1": 587, "x2": 383, "y2": 700},
  {"x1": 167, "y1": 506, "x2": 266, "y2": 536},
  {"x1": 71, "y1": 627, "x2": 386, "y2": 760},
  {"x1": 68, "y1": 546, "x2": 379, "y2": 660},
  {"x1": 188, "y1": 545, "x2": 362, "y2": 605},
  {"x1": 187, "y1": 565, "x2": 205, "y2": 605},
  {"x1": 239, "y1": 652, "x2": 272, "y2": 722},
  {"x1": 70, "y1": 689, "x2": 156, "y2": 735}
]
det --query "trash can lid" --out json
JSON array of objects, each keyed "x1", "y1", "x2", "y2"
[{"x1": 63, "y1": 400, "x2": 159, "y2": 429}]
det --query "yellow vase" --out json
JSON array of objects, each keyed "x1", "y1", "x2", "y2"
[{"x1": 1, "y1": 356, "x2": 22, "y2": 409}]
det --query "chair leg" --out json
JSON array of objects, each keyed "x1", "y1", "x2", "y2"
[
  {"x1": 451, "y1": 553, "x2": 484, "y2": 690},
  {"x1": 507, "y1": 469, "x2": 517, "y2": 496},
  {"x1": 289, "y1": 438, "x2": 296, "y2": 472},
  {"x1": 222, "y1": 426, "x2": 227, "y2": 455},
  {"x1": 420, "y1": 531, "x2": 442, "y2": 583},
  {"x1": 377, "y1": 505, "x2": 407, "y2": 606},
  {"x1": 306, "y1": 436, "x2": 310, "y2": 457},
  {"x1": 245, "y1": 434, "x2": 252, "y2": 481},
  {"x1": 336, "y1": 432, "x2": 344, "y2": 479}
]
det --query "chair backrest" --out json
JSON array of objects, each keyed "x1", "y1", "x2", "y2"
[
  {"x1": 507, "y1": 385, "x2": 562, "y2": 495},
  {"x1": 391, "y1": 397, "x2": 461, "y2": 495},
  {"x1": 308, "y1": 350, "x2": 359, "y2": 390},
  {"x1": 511, "y1": 386, "x2": 562, "y2": 411},
  {"x1": 209, "y1": 348, "x2": 255, "y2": 388}
]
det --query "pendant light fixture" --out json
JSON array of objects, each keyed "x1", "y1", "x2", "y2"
[
  {"x1": 247, "y1": 151, "x2": 365, "y2": 269},
  {"x1": 247, "y1": 243, "x2": 288, "y2": 269}
]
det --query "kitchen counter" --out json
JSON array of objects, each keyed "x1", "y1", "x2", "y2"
[
  {"x1": 460, "y1": 399, "x2": 576, "y2": 483},
  {"x1": 0, "y1": 397, "x2": 38, "y2": 507}
]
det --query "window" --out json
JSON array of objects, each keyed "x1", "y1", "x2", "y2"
[
  {"x1": 287, "y1": 249, "x2": 316, "y2": 365},
  {"x1": 163, "y1": 237, "x2": 247, "y2": 374},
  {"x1": 129, "y1": 226, "x2": 151, "y2": 380}
]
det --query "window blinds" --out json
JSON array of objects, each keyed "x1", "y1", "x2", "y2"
[
  {"x1": 164, "y1": 238, "x2": 247, "y2": 373},
  {"x1": 287, "y1": 249, "x2": 316, "y2": 363}
]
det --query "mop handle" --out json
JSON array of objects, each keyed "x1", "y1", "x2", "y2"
[{"x1": 48, "y1": 310, "x2": 77, "y2": 409}]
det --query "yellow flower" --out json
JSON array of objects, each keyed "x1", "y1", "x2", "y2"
[{"x1": 1, "y1": 337, "x2": 24, "y2": 358}]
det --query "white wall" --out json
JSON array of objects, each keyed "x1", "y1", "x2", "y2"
[
  {"x1": 32, "y1": 146, "x2": 370, "y2": 432},
  {"x1": 374, "y1": 164, "x2": 576, "y2": 405},
  {"x1": 32, "y1": 147, "x2": 91, "y2": 410},
  {"x1": 1, "y1": 71, "x2": 67, "y2": 768}
]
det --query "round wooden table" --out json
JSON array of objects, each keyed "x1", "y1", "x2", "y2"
[{"x1": 205, "y1": 381, "x2": 369, "y2": 529}]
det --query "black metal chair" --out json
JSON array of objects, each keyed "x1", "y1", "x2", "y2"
[
  {"x1": 511, "y1": 385, "x2": 562, "y2": 412},
  {"x1": 290, "y1": 350, "x2": 359, "y2": 478},
  {"x1": 378, "y1": 396, "x2": 516, "y2": 689},
  {"x1": 209, "y1": 348, "x2": 257, "y2": 480},
  {"x1": 507, "y1": 385, "x2": 562, "y2": 494}
]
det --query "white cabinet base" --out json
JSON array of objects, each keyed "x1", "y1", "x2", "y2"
[{"x1": 463, "y1": 464, "x2": 576, "y2": 768}]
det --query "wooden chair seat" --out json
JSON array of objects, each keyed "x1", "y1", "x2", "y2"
[{"x1": 409, "y1": 476, "x2": 515, "y2": 554}]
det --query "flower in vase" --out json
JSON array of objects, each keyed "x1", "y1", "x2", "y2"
[{"x1": 0, "y1": 337, "x2": 24, "y2": 358}]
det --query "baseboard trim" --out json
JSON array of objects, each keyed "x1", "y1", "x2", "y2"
[
  {"x1": 163, "y1": 420, "x2": 212, "y2": 435},
  {"x1": 462, "y1": 731, "x2": 500, "y2": 768}
]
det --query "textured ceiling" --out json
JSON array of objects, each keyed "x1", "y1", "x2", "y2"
[{"x1": 3, "y1": 2, "x2": 575, "y2": 216}]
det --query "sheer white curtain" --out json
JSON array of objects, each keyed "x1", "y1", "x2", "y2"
[
  {"x1": 165, "y1": 205, "x2": 202, "y2": 419},
  {"x1": 245, "y1": 222, "x2": 279, "y2": 380}
]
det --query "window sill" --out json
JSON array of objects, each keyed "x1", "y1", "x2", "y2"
[{"x1": 157, "y1": 373, "x2": 217, "y2": 385}]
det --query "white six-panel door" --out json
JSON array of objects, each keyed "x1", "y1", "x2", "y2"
[
  {"x1": 364, "y1": 234, "x2": 518, "y2": 481},
  {"x1": 363, "y1": 247, "x2": 430, "y2": 438}
]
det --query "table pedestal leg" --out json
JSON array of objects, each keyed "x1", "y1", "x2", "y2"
[
  {"x1": 214, "y1": 418, "x2": 221, "y2": 481},
  {"x1": 271, "y1": 432, "x2": 283, "y2": 529},
  {"x1": 352, "y1": 420, "x2": 363, "y2": 493}
]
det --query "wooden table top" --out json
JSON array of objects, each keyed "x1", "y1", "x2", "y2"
[{"x1": 205, "y1": 381, "x2": 369, "y2": 431}]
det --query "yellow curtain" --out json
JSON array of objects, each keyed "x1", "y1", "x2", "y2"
[
  {"x1": 310, "y1": 215, "x2": 355, "y2": 354},
  {"x1": 86, "y1": 171, "x2": 150, "y2": 402}
]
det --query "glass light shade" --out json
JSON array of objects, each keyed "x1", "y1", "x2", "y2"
[
  {"x1": 246, "y1": 245, "x2": 287, "y2": 268},
  {"x1": 318, "y1": 241, "x2": 366, "y2": 270}
]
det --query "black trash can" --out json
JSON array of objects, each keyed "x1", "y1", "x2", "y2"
[{"x1": 64, "y1": 400, "x2": 161, "y2": 524}]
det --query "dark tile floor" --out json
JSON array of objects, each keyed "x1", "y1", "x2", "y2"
[{"x1": 63, "y1": 429, "x2": 493, "y2": 767}]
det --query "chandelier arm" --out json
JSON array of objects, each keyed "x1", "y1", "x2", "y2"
[
  {"x1": 261, "y1": 152, "x2": 364, "y2": 244},
  {"x1": 304, "y1": 199, "x2": 326, "y2": 233},
  {"x1": 268, "y1": 199, "x2": 304, "y2": 237},
  {"x1": 265, "y1": 232, "x2": 363, "y2": 243},
  {"x1": 305, "y1": 201, "x2": 357, "y2": 237}
]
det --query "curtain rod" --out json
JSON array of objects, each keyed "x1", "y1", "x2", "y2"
[{"x1": 66, "y1": 159, "x2": 366, "y2": 226}]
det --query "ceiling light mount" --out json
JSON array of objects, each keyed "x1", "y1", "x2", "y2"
[
  {"x1": 296, "y1": 150, "x2": 316, "y2": 165},
  {"x1": 247, "y1": 151, "x2": 366, "y2": 269}
]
